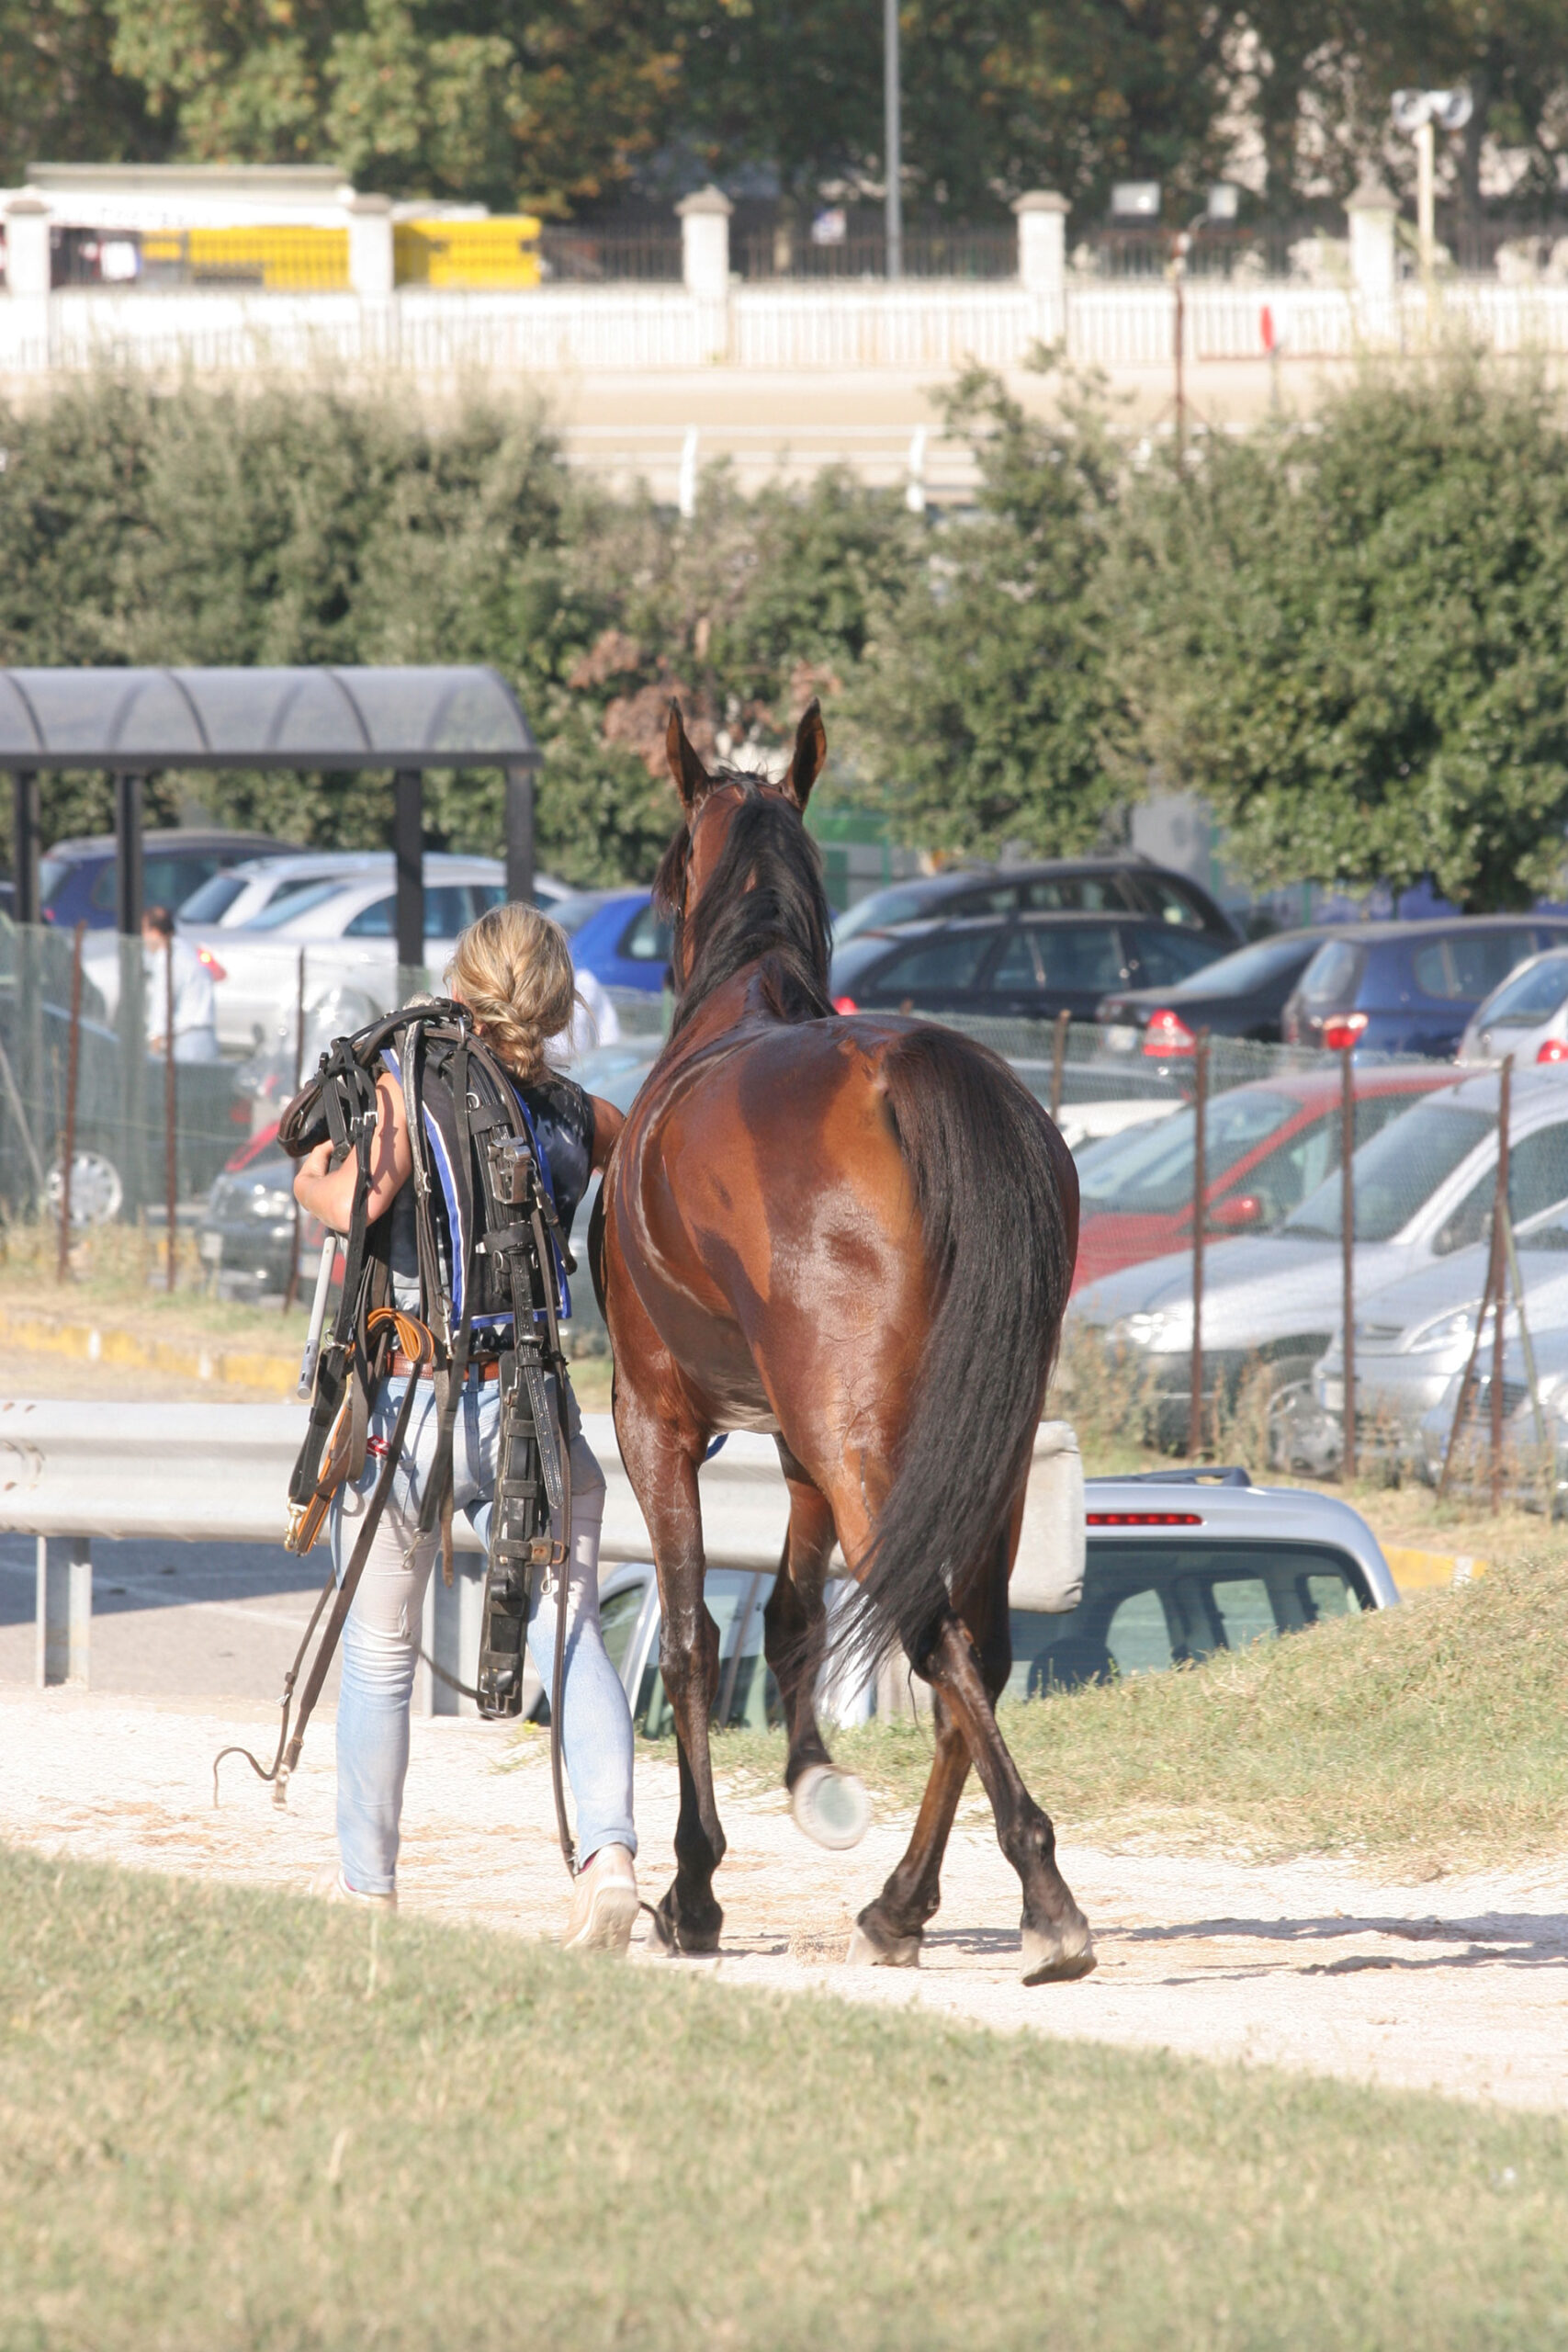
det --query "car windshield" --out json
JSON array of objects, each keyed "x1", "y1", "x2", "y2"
[
  {"x1": 833, "y1": 884, "x2": 944, "y2": 943},
  {"x1": 1298, "y1": 938, "x2": 1364, "y2": 1005},
  {"x1": 549, "y1": 891, "x2": 607, "y2": 936},
  {"x1": 1158, "y1": 934, "x2": 1313, "y2": 1000},
  {"x1": 1477, "y1": 954, "x2": 1568, "y2": 1028},
  {"x1": 178, "y1": 871, "x2": 250, "y2": 922},
  {"x1": 243, "y1": 879, "x2": 347, "y2": 929},
  {"x1": 1284, "y1": 1101, "x2": 1491, "y2": 1241},
  {"x1": 1077, "y1": 1090, "x2": 1298, "y2": 1215},
  {"x1": 829, "y1": 930, "x2": 918, "y2": 989},
  {"x1": 1001, "y1": 1541, "x2": 1367, "y2": 1698}
]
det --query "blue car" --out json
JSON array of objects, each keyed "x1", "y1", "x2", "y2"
[
  {"x1": 1282, "y1": 915, "x2": 1568, "y2": 1058},
  {"x1": 555, "y1": 888, "x2": 671, "y2": 994}
]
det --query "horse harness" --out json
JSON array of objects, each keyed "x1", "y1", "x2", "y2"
[{"x1": 213, "y1": 997, "x2": 581, "y2": 1874}]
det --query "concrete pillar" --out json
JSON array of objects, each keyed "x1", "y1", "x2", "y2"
[
  {"x1": 1013, "y1": 191, "x2": 1069, "y2": 300},
  {"x1": 346, "y1": 194, "x2": 395, "y2": 300},
  {"x1": 677, "y1": 187, "x2": 733, "y2": 301},
  {"x1": 37, "y1": 1536, "x2": 91, "y2": 1688},
  {"x1": 1346, "y1": 179, "x2": 1399, "y2": 299},
  {"x1": 4, "y1": 196, "x2": 52, "y2": 300}
]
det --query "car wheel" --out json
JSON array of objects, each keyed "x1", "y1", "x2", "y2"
[
  {"x1": 45, "y1": 1150, "x2": 124, "y2": 1227},
  {"x1": 1266, "y1": 1363, "x2": 1339, "y2": 1476}
]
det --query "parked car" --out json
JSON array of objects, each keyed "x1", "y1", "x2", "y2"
[
  {"x1": 39, "y1": 828, "x2": 302, "y2": 931},
  {"x1": 1417, "y1": 1322, "x2": 1568, "y2": 1497},
  {"x1": 0, "y1": 916, "x2": 248, "y2": 1218},
  {"x1": 553, "y1": 888, "x2": 672, "y2": 994},
  {"x1": 1281, "y1": 917, "x2": 1568, "y2": 1059},
  {"x1": 1457, "y1": 947, "x2": 1568, "y2": 1069},
  {"x1": 587, "y1": 1471, "x2": 1395, "y2": 1732},
  {"x1": 167, "y1": 855, "x2": 518, "y2": 1052},
  {"x1": 1095, "y1": 928, "x2": 1334, "y2": 1054},
  {"x1": 829, "y1": 910, "x2": 1227, "y2": 1023},
  {"x1": 1069, "y1": 1065, "x2": 1568, "y2": 1448},
  {"x1": 1072, "y1": 1065, "x2": 1451, "y2": 1291},
  {"x1": 1309, "y1": 1189, "x2": 1568, "y2": 1466},
  {"x1": 832, "y1": 858, "x2": 1242, "y2": 951},
  {"x1": 179, "y1": 850, "x2": 569, "y2": 933},
  {"x1": 197, "y1": 1122, "x2": 300, "y2": 1300}
]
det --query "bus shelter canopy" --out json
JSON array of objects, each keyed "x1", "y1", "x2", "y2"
[{"x1": 0, "y1": 664, "x2": 537, "y2": 773}]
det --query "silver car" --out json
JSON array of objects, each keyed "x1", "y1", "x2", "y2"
[
  {"x1": 1312, "y1": 1192, "x2": 1568, "y2": 1464},
  {"x1": 1416, "y1": 1320, "x2": 1568, "y2": 1501},
  {"x1": 1069, "y1": 1067, "x2": 1568, "y2": 1448},
  {"x1": 1458, "y1": 947, "x2": 1568, "y2": 1069},
  {"x1": 587, "y1": 1474, "x2": 1396, "y2": 1730}
]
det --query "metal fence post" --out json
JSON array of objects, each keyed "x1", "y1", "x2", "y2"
[
  {"x1": 1188, "y1": 1027, "x2": 1208, "y2": 1457},
  {"x1": 1490, "y1": 1055, "x2": 1512, "y2": 1513},
  {"x1": 36, "y1": 1535, "x2": 91, "y2": 1687},
  {"x1": 56, "y1": 921, "x2": 85, "y2": 1282},
  {"x1": 1049, "y1": 1008, "x2": 1070, "y2": 1124},
  {"x1": 164, "y1": 941, "x2": 177, "y2": 1292},
  {"x1": 283, "y1": 946, "x2": 307, "y2": 1314},
  {"x1": 1341, "y1": 1043, "x2": 1356, "y2": 1483}
]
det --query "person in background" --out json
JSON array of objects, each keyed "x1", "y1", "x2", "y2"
[{"x1": 142, "y1": 906, "x2": 220, "y2": 1063}]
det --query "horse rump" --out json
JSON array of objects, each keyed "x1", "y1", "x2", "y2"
[{"x1": 834, "y1": 1023, "x2": 1077, "y2": 1679}]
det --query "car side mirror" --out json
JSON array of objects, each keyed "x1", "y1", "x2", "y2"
[{"x1": 1207, "y1": 1193, "x2": 1262, "y2": 1233}]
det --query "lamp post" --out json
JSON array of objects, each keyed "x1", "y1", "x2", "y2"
[
  {"x1": 1391, "y1": 87, "x2": 1472, "y2": 287},
  {"x1": 884, "y1": 0, "x2": 902, "y2": 279}
]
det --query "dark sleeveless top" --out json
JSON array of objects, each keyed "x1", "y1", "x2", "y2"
[{"x1": 384, "y1": 1050, "x2": 594, "y2": 1332}]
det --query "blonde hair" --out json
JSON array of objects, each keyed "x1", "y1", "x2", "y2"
[{"x1": 446, "y1": 901, "x2": 581, "y2": 1083}]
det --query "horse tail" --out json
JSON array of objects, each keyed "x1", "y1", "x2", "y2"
[{"x1": 839, "y1": 1024, "x2": 1078, "y2": 1676}]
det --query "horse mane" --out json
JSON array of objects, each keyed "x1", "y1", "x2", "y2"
[{"x1": 653, "y1": 777, "x2": 833, "y2": 1037}]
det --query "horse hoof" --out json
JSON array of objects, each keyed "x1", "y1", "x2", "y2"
[
  {"x1": 650, "y1": 1889, "x2": 722, "y2": 1958},
  {"x1": 846, "y1": 1920, "x2": 921, "y2": 1969},
  {"x1": 791, "y1": 1764, "x2": 872, "y2": 1851},
  {"x1": 1021, "y1": 1919, "x2": 1097, "y2": 1985}
]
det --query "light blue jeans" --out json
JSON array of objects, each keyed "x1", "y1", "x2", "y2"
[{"x1": 330, "y1": 1367, "x2": 637, "y2": 1897}]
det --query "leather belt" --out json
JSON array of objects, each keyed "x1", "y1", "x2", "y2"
[{"x1": 390, "y1": 1352, "x2": 502, "y2": 1383}]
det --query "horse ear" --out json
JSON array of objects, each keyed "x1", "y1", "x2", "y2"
[
  {"x1": 787, "y1": 697, "x2": 828, "y2": 808},
  {"x1": 666, "y1": 700, "x2": 709, "y2": 812}
]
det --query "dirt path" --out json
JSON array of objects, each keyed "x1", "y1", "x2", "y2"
[{"x1": 4, "y1": 1687, "x2": 1564, "y2": 2114}]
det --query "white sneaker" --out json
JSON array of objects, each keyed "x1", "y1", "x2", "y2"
[
  {"x1": 312, "y1": 1866, "x2": 397, "y2": 1912},
  {"x1": 561, "y1": 1843, "x2": 638, "y2": 1954}
]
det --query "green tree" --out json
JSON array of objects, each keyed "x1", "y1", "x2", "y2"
[
  {"x1": 104, "y1": 0, "x2": 678, "y2": 212},
  {"x1": 1118, "y1": 357, "x2": 1568, "y2": 910},
  {"x1": 0, "y1": 0, "x2": 167, "y2": 186},
  {"x1": 845, "y1": 363, "x2": 1129, "y2": 856}
]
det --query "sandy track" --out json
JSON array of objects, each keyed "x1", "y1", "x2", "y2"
[{"x1": 3, "y1": 1687, "x2": 1565, "y2": 2114}]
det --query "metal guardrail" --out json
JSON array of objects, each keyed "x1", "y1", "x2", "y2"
[
  {"x1": 0, "y1": 1401, "x2": 794, "y2": 1692},
  {"x1": 2, "y1": 1402, "x2": 1084, "y2": 1702}
]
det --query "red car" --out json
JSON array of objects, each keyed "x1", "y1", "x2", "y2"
[{"x1": 1072, "y1": 1067, "x2": 1453, "y2": 1292}]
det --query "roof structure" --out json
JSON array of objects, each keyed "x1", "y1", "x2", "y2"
[{"x1": 0, "y1": 666, "x2": 538, "y2": 773}]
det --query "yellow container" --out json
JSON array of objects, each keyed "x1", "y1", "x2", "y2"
[
  {"x1": 394, "y1": 216, "x2": 542, "y2": 289},
  {"x1": 141, "y1": 227, "x2": 349, "y2": 291}
]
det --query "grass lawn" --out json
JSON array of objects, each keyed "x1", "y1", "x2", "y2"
[
  {"x1": 709, "y1": 1555, "x2": 1568, "y2": 1872},
  {"x1": 4, "y1": 1844, "x2": 1568, "y2": 2352}
]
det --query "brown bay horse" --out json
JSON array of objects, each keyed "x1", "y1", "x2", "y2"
[{"x1": 597, "y1": 700, "x2": 1095, "y2": 1983}]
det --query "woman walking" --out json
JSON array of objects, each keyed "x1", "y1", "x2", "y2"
[{"x1": 290, "y1": 903, "x2": 639, "y2": 1950}]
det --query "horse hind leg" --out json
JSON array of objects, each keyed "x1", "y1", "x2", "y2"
[
  {"x1": 924, "y1": 1610, "x2": 1094, "y2": 1984},
  {"x1": 763, "y1": 1461, "x2": 870, "y2": 1852},
  {"x1": 848, "y1": 1690, "x2": 969, "y2": 1968}
]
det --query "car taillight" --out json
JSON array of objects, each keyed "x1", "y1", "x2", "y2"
[
  {"x1": 1143, "y1": 1008, "x2": 1195, "y2": 1057},
  {"x1": 1538, "y1": 1039, "x2": 1568, "y2": 1065},
  {"x1": 1322, "y1": 1012, "x2": 1369, "y2": 1051},
  {"x1": 197, "y1": 945, "x2": 227, "y2": 982},
  {"x1": 1086, "y1": 1510, "x2": 1203, "y2": 1527},
  {"x1": 832, "y1": 995, "x2": 857, "y2": 1015}
]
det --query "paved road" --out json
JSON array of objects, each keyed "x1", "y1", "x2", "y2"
[{"x1": 0, "y1": 1533, "x2": 335, "y2": 1709}]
